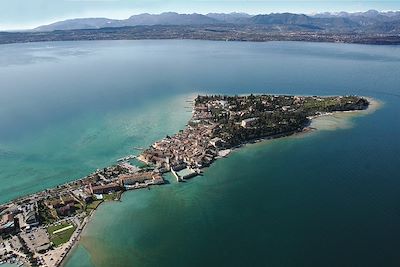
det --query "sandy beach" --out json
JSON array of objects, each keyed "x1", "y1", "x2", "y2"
[{"x1": 308, "y1": 97, "x2": 382, "y2": 131}]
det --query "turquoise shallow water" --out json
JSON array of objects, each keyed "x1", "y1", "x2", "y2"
[{"x1": 1, "y1": 40, "x2": 400, "y2": 266}]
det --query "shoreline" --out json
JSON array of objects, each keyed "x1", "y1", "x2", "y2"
[
  {"x1": 1, "y1": 31, "x2": 400, "y2": 46},
  {"x1": 306, "y1": 97, "x2": 382, "y2": 131},
  {"x1": 0, "y1": 95, "x2": 380, "y2": 267},
  {"x1": 209, "y1": 97, "x2": 381, "y2": 159},
  {"x1": 58, "y1": 208, "x2": 97, "y2": 267},
  {"x1": 63, "y1": 97, "x2": 381, "y2": 266}
]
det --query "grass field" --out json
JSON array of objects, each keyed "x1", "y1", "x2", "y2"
[
  {"x1": 47, "y1": 223, "x2": 76, "y2": 247},
  {"x1": 103, "y1": 192, "x2": 119, "y2": 201},
  {"x1": 86, "y1": 200, "x2": 103, "y2": 211}
]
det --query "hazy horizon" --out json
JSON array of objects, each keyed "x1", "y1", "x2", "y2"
[{"x1": 1, "y1": 0, "x2": 400, "y2": 31}]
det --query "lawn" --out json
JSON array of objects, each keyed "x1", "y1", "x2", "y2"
[
  {"x1": 47, "y1": 223, "x2": 76, "y2": 247},
  {"x1": 86, "y1": 200, "x2": 103, "y2": 211},
  {"x1": 103, "y1": 192, "x2": 120, "y2": 201}
]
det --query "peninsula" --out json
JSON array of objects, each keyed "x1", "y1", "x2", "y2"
[{"x1": 0, "y1": 94, "x2": 369, "y2": 266}]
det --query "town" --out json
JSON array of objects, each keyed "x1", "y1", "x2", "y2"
[
  {"x1": 1, "y1": 24, "x2": 400, "y2": 46},
  {"x1": 140, "y1": 94, "x2": 369, "y2": 178},
  {"x1": 0, "y1": 94, "x2": 369, "y2": 266}
]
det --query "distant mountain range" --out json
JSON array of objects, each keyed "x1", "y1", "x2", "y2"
[
  {"x1": 34, "y1": 12, "x2": 222, "y2": 31},
  {"x1": 34, "y1": 10, "x2": 400, "y2": 33},
  {"x1": 1, "y1": 10, "x2": 399, "y2": 46}
]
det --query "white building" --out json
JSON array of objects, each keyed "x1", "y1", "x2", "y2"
[{"x1": 241, "y1": 117, "x2": 259, "y2": 128}]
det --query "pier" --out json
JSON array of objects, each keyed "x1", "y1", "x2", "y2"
[
  {"x1": 117, "y1": 155, "x2": 136, "y2": 162},
  {"x1": 171, "y1": 167, "x2": 198, "y2": 182}
]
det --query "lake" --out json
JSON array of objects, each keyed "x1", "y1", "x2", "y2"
[{"x1": 0, "y1": 40, "x2": 399, "y2": 266}]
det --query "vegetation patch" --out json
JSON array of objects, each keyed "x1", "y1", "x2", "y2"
[
  {"x1": 38, "y1": 200, "x2": 57, "y2": 225},
  {"x1": 86, "y1": 200, "x2": 103, "y2": 211},
  {"x1": 103, "y1": 192, "x2": 119, "y2": 201},
  {"x1": 48, "y1": 223, "x2": 76, "y2": 247}
]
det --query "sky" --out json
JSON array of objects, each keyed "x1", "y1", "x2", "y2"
[{"x1": 1, "y1": 0, "x2": 400, "y2": 30}]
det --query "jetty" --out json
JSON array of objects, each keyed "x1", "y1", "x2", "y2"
[{"x1": 117, "y1": 155, "x2": 136, "y2": 162}]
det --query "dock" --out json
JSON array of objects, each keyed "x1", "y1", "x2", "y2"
[
  {"x1": 117, "y1": 155, "x2": 136, "y2": 162},
  {"x1": 171, "y1": 167, "x2": 198, "y2": 182}
]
